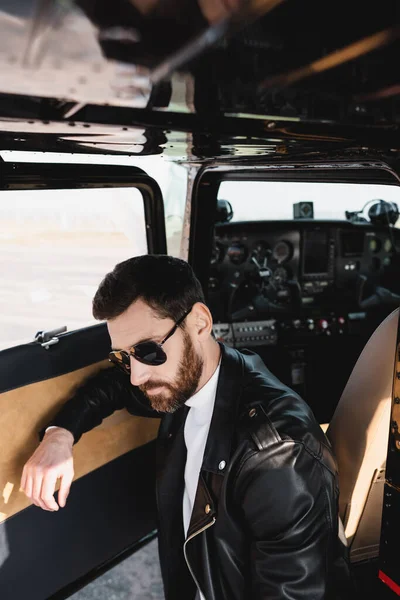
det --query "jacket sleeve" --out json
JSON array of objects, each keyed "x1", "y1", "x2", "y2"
[
  {"x1": 236, "y1": 443, "x2": 338, "y2": 600},
  {"x1": 39, "y1": 366, "x2": 160, "y2": 444}
]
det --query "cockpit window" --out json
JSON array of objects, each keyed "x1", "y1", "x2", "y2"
[
  {"x1": 218, "y1": 181, "x2": 400, "y2": 224},
  {"x1": 0, "y1": 187, "x2": 147, "y2": 351}
]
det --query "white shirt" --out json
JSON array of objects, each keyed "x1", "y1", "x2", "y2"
[{"x1": 183, "y1": 362, "x2": 221, "y2": 600}]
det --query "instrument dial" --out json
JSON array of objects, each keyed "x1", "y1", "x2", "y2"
[
  {"x1": 272, "y1": 240, "x2": 292, "y2": 263},
  {"x1": 368, "y1": 238, "x2": 381, "y2": 253},
  {"x1": 227, "y1": 242, "x2": 247, "y2": 265},
  {"x1": 384, "y1": 238, "x2": 392, "y2": 253}
]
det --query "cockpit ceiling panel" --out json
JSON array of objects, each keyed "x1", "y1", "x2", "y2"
[
  {"x1": 0, "y1": 0, "x2": 398, "y2": 130},
  {"x1": 0, "y1": 113, "x2": 398, "y2": 162}
]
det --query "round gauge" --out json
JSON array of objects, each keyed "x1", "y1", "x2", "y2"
[
  {"x1": 272, "y1": 240, "x2": 292, "y2": 263},
  {"x1": 251, "y1": 241, "x2": 270, "y2": 264},
  {"x1": 368, "y1": 237, "x2": 381, "y2": 253},
  {"x1": 384, "y1": 238, "x2": 392, "y2": 253},
  {"x1": 227, "y1": 242, "x2": 248, "y2": 265},
  {"x1": 210, "y1": 242, "x2": 224, "y2": 265},
  {"x1": 273, "y1": 267, "x2": 288, "y2": 286}
]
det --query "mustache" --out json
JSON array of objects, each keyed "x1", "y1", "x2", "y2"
[{"x1": 140, "y1": 381, "x2": 175, "y2": 392}]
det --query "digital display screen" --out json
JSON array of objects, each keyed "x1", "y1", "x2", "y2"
[{"x1": 303, "y1": 230, "x2": 329, "y2": 274}]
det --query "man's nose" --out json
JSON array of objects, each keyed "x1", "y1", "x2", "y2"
[{"x1": 129, "y1": 356, "x2": 151, "y2": 386}]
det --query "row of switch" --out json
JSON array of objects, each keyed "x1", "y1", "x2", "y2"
[
  {"x1": 289, "y1": 316, "x2": 346, "y2": 334},
  {"x1": 214, "y1": 316, "x2": 347, "y2": 346},
  {"x1": 236, "y1": 324, "x2": 275, "y2": 332}
]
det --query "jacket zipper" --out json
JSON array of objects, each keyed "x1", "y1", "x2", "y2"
[{"x1": 183, "y1": 517, "x2": 216, "y2": 598}]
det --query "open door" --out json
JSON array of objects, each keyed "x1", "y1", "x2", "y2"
[
  {"x1": 0, "y1": 158, "x2": 166, "y2": 599},
  {"x1": 379, "y1": 311, "x2": 400, "y2": 597}
]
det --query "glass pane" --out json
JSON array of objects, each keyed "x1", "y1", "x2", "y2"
[
  {"x1": 0, "y1": 187, "x2": 147, "y2": 350},
  {"x1": 0, "y1": 152, "x2": 189, "y2": 259},
  {"x1": 218, "y1": 180, "x2": 400, "y2": 223}
]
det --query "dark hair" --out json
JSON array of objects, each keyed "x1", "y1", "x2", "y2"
[{"x1": 92, "y1": 255, "x2": 206, "y2": 322}]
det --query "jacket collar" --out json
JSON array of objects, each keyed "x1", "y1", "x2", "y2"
[{"x1": 201, "y1": 342, "x2": 245, "y2": 475}]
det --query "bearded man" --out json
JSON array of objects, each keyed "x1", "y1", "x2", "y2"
[{"x1": 21, "y1": 255, "x2": 351, "y2": 600}]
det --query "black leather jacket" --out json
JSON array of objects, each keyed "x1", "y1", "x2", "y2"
[{"x1": 46, "y1": 343, "x2": 351, "y2": 600}]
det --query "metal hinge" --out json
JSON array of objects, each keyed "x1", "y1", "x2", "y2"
[{"x1": 35, "y1": 326, "x2": 67, "y2": 349}]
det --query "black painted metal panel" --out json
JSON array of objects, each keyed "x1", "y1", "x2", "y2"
[
  {"x1": 0, "y1": 441, "x2": 158, "y2": 600},
  {"x1": 0, "y1": 324, "x2": 110, "y2": 394}
]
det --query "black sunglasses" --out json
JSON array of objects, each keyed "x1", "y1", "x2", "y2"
[{"x1": 109, "y1": 307, "x2": 192, "y2": 373}]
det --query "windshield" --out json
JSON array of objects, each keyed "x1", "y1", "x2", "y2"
[{"x1": 218, "y1": 181, "x2": 400, "y2": 224}]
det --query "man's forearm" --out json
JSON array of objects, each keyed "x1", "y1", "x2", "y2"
[{"x1": 39, "y1": 366, "x2": 156, "y2": 444}]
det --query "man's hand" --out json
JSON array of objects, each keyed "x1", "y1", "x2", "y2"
[{"x1": 20, "y1": 427, "x2": 75, "y2": 512}]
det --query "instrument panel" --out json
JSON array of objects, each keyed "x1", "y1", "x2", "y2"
[
  {"x1": 208, "y1": 220, "x2": 399, "y2": 326},
  {"x1": 209, "y1": 220, "x2": 400, "y2": 423}
]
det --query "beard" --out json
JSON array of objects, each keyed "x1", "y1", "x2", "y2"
[{"x1": 139, "y1": 330, "x2": 203, "y2": 413}]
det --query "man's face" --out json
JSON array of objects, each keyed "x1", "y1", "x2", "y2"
[{"x1": 107, "y1": 298, "x2": 203, "y2": 413}]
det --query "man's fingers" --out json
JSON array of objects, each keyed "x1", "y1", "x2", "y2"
[
  {"x1": 41, "y1": 472, "x2": 60, "y2": 511},
  {"x1": 20, "y1": 469, "x2": 46, "y2": 508},
  {"x1": 31, "y1": 471, "x2": 51, "y2": 511},
  {"x1": 24, "y1": 472, "x2": 33, "y2": 499},
  {"x1": 20, "y1": 465, "x2": 27, "y2": 492},
  {"x1": 58, "y1": 471, "x2": 74, "y2": 508},
  {"x1": 20, "y1": 434, "x2": 74, "y2": 511}
]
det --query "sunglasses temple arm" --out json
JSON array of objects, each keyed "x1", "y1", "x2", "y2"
[
  {"x1": 160, "y1": 307, "x2": 192, "y2": 346},
  {"x1": 160, "y1": 323, "x2": 179, "y2": 346}
]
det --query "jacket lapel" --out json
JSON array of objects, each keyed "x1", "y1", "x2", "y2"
[
  {"x1": 183, "y1": 474, "x2": 218, "y2": 599},
  {"x1": 202, "y1": 343, "x2": 245, "y2": 474},
  {"x1": 183, "y1": 344, "x2": 246, "y2": 598},
  {"x1": 156, "y1": 406, "x2": 196, "y2": 599}
]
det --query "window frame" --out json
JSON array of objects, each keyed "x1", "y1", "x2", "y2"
[
  {"x1": 0, "y1": 160, "x2": 167, "y2": 392},
  {"x1": 189, "y1": 159, "x2": 400, "y2": 294},
  {"x1": 0, "y1": 160, "x2": 166, "y2": 255}
]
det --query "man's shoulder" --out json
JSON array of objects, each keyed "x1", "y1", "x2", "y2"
[
  {"x1": 235, "y1": 348, "x2": 332, "y2": 462},
  {"x1": 233, "y1": 390, "x2": 338, "y2": 490}
]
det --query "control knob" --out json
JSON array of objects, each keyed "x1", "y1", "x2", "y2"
[
  {"x1": 306, "y1": 318, "x2": 315, "y2": 331},
  {"x1": 317, "y1": 319, "x2": 330, "y2": 334},
  {"x1": 338, "y1": 316, "x2": 345, "y2": 334}
]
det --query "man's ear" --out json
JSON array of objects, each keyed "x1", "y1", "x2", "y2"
[{"x1": 190, "y1": 302, "x2": 213, "y2": 340}]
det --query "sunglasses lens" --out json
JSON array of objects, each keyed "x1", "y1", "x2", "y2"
[
  {"x1": 109, "y1": 351, "x2": 130, "y2": 374},
  {"x1": 134, "y1": 342, "x2": 167, "y2": 366}
]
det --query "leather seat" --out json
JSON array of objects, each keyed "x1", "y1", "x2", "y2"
[{"x1": 326, "y1": 308, "x2": 398, "y2": 562}]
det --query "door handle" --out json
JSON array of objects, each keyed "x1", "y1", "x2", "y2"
[{"x1": 34, "y1": 326, "x2": 67, "y2": 349}]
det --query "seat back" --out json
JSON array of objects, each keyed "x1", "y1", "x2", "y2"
[{"x1": 327, "y1": 308, "x2": 399, "y2": 562}]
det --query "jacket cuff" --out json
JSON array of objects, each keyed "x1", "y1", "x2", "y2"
[{"x1": 38, "y1": 420, "x2": 79, "y2": 444}]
